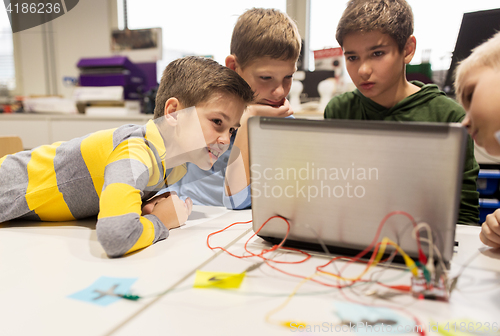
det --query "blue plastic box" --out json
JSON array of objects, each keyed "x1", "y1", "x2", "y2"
[
  {"x1": 479, "y1": 198, "x2": 500, "y2": 223},
  {"x1": 477, "y1": 169, "x2": 500, "y2": 196}
]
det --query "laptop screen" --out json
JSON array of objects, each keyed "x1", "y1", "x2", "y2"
[{"x1": 248, "y1": 117, "x2": 466, "y2": 264}]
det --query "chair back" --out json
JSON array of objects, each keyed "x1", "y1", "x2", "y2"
[{"x1": 0, "y1": 136, "x2": 24, "y2": 158}]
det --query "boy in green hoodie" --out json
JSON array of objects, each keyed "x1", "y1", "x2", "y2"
[{"x1": 324, "y1": 0, "x2": 479, "y2": 225}]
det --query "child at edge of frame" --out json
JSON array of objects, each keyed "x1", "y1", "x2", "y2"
[
  {"x1": 164, "y1": 7, "x2": 302, "y2": 210},
  {"x1": 455, "y1": 31, "x2": 500, "y2": 247}
]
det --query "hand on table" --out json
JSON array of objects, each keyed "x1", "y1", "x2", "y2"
[
  {"x1": 141, "y1": 192, "x2": 193, "y2": 230},
  {"x1": 480, "y1": 209, "x2": 500, "y2": 248}
]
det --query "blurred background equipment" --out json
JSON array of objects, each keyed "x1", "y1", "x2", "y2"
[
  {"x1": 443, "y1": 8, "x2": 500, "y2": 97},
  {"x1": 75, "y1": 55, "x2": 154, "y2": 115}
]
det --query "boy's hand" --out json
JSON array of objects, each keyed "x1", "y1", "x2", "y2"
[
  {"x1": 141, "y1": 192, "x2": 171, "y2": 216},
  {"x1": 246, "y1": 98, "x2": 293, "y2": 118},
  {"x1": 480, "y1": 209, "x2": 500, "y2": 248},
  {"x1": 142, "y1": 192, "x2": 193, "y2": 230}
]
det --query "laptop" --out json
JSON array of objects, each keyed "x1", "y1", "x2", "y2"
[{"x1": 248, "y1": 117, "x2": 467, "y2": 265}]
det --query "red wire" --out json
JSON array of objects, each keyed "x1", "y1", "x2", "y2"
[
  {"x1": 206, "y1": 211, "x2": 425, "y2": 293},
  {"x1": 336, "y1": 283, "x2": 426, "y2": 335},
  {"x1": 206, "y1": 216, "x2": 353, "y2": 288},
  {"x1": 325, "y1": 215, "x2": 426, "y2": 336},
  {"x1": 243, "y1": 216, "x2": 311, "y2": 262},
  {"x1": 207, "y1": 214, "x2": 425, "y2": 334},
  {"x1": 206, "y1": 219, "x2": 254, "y2": 259},
  {"x1": 206, "y1": 216, "x2": 311, "y2": 262},
  {"x1": 207, "y1": 219, "x2": 390, "y2": 290},
  {"x1": 329, "y1": 251, "x2": 426, "y2": 336},
  {"x1": 317, "y1": 211, "x2": 427, "y2": 278}
]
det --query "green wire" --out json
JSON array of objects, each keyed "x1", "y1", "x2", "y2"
[{"x1": 119, "y1": 270, "x2": 409, "y2": 301}]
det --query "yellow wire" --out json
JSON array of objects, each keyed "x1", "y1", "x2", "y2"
[
  {"x1": 265, "y1": 273, "x2": 317, "y2": 327},
  {"x1": 384, "y1": 238, "x2": 419, "y2": 277},
  {"x1": 316, "y1": 238, "x2": 389, "y2": 281},
  {"x1": 264, "y1": 236, "x2": 420, "y2": 329},
  {"x1": 264, "y1": 248, "x2": 417, "y2": 330},
  {"x1": 318, "y1": 237, "x2": 419, "y2": 281}
]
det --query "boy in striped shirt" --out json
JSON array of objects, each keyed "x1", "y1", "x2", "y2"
[{"x1": 0, "y1": 56, "x2": 253, "y2": 257}]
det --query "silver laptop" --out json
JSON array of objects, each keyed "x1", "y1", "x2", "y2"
[{"x1": 248, "y1": 117, "x2": 467, "y2": 265}]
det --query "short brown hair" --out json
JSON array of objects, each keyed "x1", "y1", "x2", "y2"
[
  {"x1": 455, "y1": 31, "x2": 500, "y2": 106},
  {"x1": 230, "y1": 8, "x2": 301, "y2": 69},
  {"x1": 336, "y1": 0, "x2": 414, "y2": 51},
  {"x1": 154, "y1": 56, "x2": 254, "y2": 118}
]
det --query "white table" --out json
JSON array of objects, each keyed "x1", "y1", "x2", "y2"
[
  {"x1": 1, "y1": 207, "x2": 499, "y2": 336},
  {"x1": 0, "y1": 206, "x2": 250, "y2": 336}
]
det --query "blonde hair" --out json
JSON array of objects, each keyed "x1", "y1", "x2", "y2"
[
  {"x1": 230, "y1": 8, "x2": 301, "y2": 69},
  {"x1": 153, "y1": 56, "x2": 254, "y2": 119},
  {"x1": 455, "y1": 31, "x2": 500, "y2": 106},
  {"x1": 336, "y1": 0, "x2": 414, "y2": 52}
]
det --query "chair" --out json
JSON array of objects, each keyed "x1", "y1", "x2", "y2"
[{"x1": 0, "y1": 136, "x2": 24, "y2": 158}]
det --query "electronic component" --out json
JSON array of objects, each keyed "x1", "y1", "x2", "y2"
[{"x1": 411, "y1": 267, "x2": 449, "y2": 302}]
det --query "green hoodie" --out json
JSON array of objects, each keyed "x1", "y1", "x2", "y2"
[{"x1": 324, "y1": 81, "x2": 479, "y2": 225}]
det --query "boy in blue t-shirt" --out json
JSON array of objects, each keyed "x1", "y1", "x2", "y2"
[{"x1": 165, "y1": 8, "x2": 302, "y2": 209}]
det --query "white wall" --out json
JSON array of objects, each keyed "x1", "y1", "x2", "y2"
[{"x1": 13, "y1": 0, "x2": 117, "y2": 98}]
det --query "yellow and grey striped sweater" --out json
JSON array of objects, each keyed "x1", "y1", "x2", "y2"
[{"x1": 0, "y1": 120, "x2": 186, "y2": 257}]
